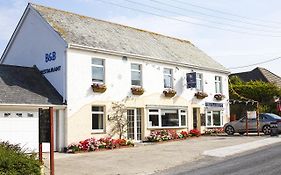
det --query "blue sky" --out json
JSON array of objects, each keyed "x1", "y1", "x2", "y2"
[{"x1": 1, "y1": 0, "x2": 281, "y2": 75}]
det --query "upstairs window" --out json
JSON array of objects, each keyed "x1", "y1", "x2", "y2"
[
  {"x1": 131, "y1": 63, "x2": 142, "y2": 86},
  {"x1": 92, "y1": 58, "x2": 105, "y2": 83},
  {"x1": 196, "y1": 73, "x2": 203, "y2": 91},
  {"x1": 164, "y1": 68, "x2": 173, "y2": 88},
  {"x1": 215, "y1": 76, "x2": 222, "y2": 93}
]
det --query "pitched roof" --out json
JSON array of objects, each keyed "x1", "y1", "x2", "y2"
[
  {"x1": 30, "y1": 3, "x2": 228, "y2": 73},
  {"x1": 231, "y1": 67, "x2": 281, "y2": 87},
  {"x1": 0, "y1": 64, "x2": 63, "y2": 105}
]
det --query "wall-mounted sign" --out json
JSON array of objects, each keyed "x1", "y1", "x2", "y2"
[
  {"x1": 205, "y1": 102, "x2": 223, "y2": 108},
  {"x1": 40, "y1": 66, "x2": 61, "y2": 74},
  {"x1": 186, "y1": 72, "x2": 196, "y2": 88},
  {"x1": 45, "y1": 51, "x2": 56, "y2": 63}
]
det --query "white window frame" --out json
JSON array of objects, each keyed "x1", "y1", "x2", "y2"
[
  {"x1": 148, "y1": 108, "x2": 187, "y2": 129},
  {"x1": 215, "y1": 76, "x2": 222, "y2": 94},
  {"x1": 91, "y1": 106, "x2": 105, "y2": 133},
  {"x1": 196, "y1": 73, "x2": 203, "y2": 91},
  {"x1": 163, "y1": 68, "x2": 173, "y2": 88},
  {"x1": 206, "y1": 111, "x2": 223, "y2": 127},
  {"x1": 92, "y1": 58, "x2": 105, "y2": 83},
  {"x1": 131, "y1": 63, "x2": 142, "y2": 86}
]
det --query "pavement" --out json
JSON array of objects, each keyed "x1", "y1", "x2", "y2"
[{"x1": 43, "y1": 135, "x2": 281, "y2": 175}]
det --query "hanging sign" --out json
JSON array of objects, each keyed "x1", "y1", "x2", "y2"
[{"x1": 186, "y1": 72, "x2": 196, "y2": 88}]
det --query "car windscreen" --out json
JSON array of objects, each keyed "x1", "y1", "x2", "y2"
[{"x1": 265, "y1": 113, "x2": 281, "y2": 120}]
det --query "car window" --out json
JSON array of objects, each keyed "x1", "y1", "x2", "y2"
[{"x1": 266, "y1": 113, "x2": 281, "y2": 120}]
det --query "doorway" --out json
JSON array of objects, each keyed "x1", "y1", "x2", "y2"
[
  {"x1": 193, "y1": 108, "x2": 201, "y2": 130},
  {"x1": 127, "y1": 108, "x2": 142, "y2": 141}
]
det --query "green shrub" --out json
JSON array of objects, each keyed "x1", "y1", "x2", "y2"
[{"x1": 0, "y1": 141, "x2": 41, "y2": 175}]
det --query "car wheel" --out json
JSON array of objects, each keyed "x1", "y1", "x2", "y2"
[
  {"x1": 239, "y1": 132, "x2": 245, "y2": 135},
  {"x1": 225, "y1": 126, "x2": 235, "y2": 135},
  {"x1": 263, "y1": 125, "x2": 271, "y2": 135}
]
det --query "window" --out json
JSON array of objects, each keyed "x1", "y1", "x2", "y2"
[
  {"x1": 27, "y1": 113, "x2": 34, "y2": 117},
  {"x1": 206, "y1": 111, "x2": 223, "y2": 127},
  {"x1": 131, "y1": 63, "x2": 142, "y2": 86},
  {"x1": 148, "y1": 108, "x2": 187, "y2": 128},
  {"x1": 180, "y1": 110, "x2": 187, "y2": 126},
  {"x1": 196, "y1": 73, "x2": 203, "y2": 91},
  {"x1": 16, "y1": 113, "x2": 22, "y2": 117},
  {"x1": 3, "y1": 113, "x2": 11, "y2": 117},
  {"x1": 92, "y1": 58, "x2": 105, "y2": 83},
  {"x1": 148, "y1": 109, "x2": 159, "y2": 126},
  {"x1": 215, "y1": 76, "x2": 222, "y2": 93},
  {"x1": 92, "y1": 106, "x2": 104, "y2": 131},
  {"x1": 164, "y1": 68, "x2": 173, "y2": 88},
  {"x1": 161, "y1": 109, "x2": 179, "y2": 126}
]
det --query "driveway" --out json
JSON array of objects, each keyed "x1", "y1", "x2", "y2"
[{"x1": 43, "y1": 136, "x2": 272, "y2": 175}]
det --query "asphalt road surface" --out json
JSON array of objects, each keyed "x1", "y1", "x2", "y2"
[{"x1": 155, "y1": 143, "x2": 281, "y2": 175}]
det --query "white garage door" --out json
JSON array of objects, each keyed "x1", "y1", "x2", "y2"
[{"x1": 0, "y1": 111, "x2": 50, "y2": 152}]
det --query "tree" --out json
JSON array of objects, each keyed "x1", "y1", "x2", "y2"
[
  {"x1": 108, "y1": 102, "x2": 128, "y2": 139},
  {"x1": 229, "y1": 76, "x2": 281, "y2": 113}
]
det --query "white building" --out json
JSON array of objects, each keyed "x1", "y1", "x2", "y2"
[{"x1": 0, "y1": 3, "x2": 230, "y2": 151}]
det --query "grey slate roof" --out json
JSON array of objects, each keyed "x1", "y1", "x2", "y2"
[
  {"x1": 0, "y1": 64, "x2": 63, "y2": 105},
  {"x1": 231, "y1": 67, "x2": 281, "y2": 87},
  {"x1": 30, "y1": 4, "x2": 228, "y2": 73}
]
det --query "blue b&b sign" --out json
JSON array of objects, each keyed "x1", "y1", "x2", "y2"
[
  {"x1": 186, "y1": 72, "x2": 196, "y2": 88},
  {"x1": 45, "y1": 51, "x2": 56, "y2": 63}
]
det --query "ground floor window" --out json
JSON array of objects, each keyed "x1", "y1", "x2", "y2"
[
  {"x1": 206, "y1": 111, "x2": 223, "y2": 127},
  {"x1": 148, "y1": 108, "x2": 187, "y2": 128},
  {"x1": 92, "y1": 106, "x2": 104, "y2": 131}
]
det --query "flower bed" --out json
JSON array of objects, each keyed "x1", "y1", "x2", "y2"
[
  {"x1": 145, "y1": 129, "x2": 200, "y2": 142},
  {"x1": 66, "y1": 137, "x2": 134, "y2": 153},
  {"x1": 204, "y1": 128, "x2": 225, "y2": 136}
]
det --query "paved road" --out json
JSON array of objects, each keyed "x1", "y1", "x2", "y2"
[{"x1": 155, "y1": 143, "x2": 281, "y2": 175}]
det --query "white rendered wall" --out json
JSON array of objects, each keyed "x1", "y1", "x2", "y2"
[
  {"x1": 67, "y1": 49, "x2": 229, "y2": 116},
  {"x1": 66, "y1": 48, "x2": 229, "y2": 143},
  {"x1": 1, "y1": 7, "x2": 66, "y2": 99}
]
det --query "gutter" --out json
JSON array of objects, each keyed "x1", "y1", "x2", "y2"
[
  {"x1": 68, "y1": 43, "x2": 231, "y2": 74},
  {"x1": 0, "y1": 103, "x2": 67, "y2": 109}
]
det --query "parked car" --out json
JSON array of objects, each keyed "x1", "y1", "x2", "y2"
[{"x1": 224, "y1": 113, "x2": 281, "y2": 135}]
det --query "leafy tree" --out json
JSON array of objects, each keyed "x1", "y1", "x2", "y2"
[
  {"x1": 108, "y1": 102, "x2": 128, "y2": 139},
  {"x1": 229, "y1": 76, "x2": 281, "y2": 113}
]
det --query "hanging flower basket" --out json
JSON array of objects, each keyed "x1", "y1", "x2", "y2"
[
  {"x1": 131, "y1": 87, "x2": 144, "y2": 95},
  {"x1": 163, "y1": 88, "x2": 177, "y2": 97},
  {"x1": 91, "y1": 83, "x2": 107, "y2": 93},
  {"x1": 214, "y1": 94, "x2": 225, "y2": 101},
  {"x1": 194, "y1": 92, "x2": 208, "y2": 99}
]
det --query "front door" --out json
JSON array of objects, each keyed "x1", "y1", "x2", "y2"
[
  {"x1": 193, "y1": 108, "x2": 201, "y2": 130},
  {"x1": 127, "y1": 109, "x2": 142, "y2": 141}
]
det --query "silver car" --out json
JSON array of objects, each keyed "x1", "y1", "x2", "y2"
[{"x1": 224, "y1": 113, "x2": 281, "y2": 135}]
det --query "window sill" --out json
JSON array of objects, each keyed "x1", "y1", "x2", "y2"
[
  {"x1": 147, "y1": 126, "x2": 187, "y2": 130},
  {"x1": 206, "y1": 126, "x2": 223, "y2": 128},
  {"x1": 91, "y1": 130, "x2": 106, "y2": 134}
]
